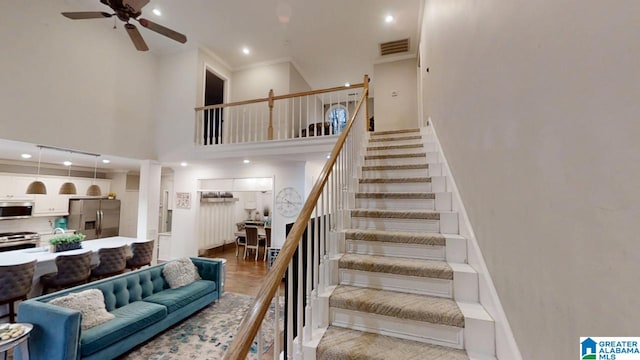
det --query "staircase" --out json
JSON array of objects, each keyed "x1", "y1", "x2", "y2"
[{"x1": 314, "y1": 128, "x2": 496, "y2": 360}]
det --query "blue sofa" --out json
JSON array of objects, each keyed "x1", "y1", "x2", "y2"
[{"x1": 16, "y1": 257, "x2": 222, "y2": 360}]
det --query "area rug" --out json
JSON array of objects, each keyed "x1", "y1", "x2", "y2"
[{"x1": 120, "y1": 292, "x2": 281, "y2": 360}]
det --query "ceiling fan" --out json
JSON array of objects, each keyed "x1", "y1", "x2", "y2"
[{"x1": 62, "y1": 0, "x2": 187, "y2": 51}]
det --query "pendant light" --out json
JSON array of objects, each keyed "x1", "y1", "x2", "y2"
[
  {"x1": 26, "y1": 147, "x2": 47, "y2": 194},
  {"x1": 59, "y1": 152, "x2": 77, "y2": 195},
  {"x1": 86, "y1": 156, "x2": 102, "y2": 196}
]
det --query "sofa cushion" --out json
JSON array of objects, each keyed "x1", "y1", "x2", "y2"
[
  {"x1": 162, "y1": 257, "x2": 202, "y2": 289},
  {"x1": 49, "y1": 289, "x2": 115, "y2": 330},
  {"x1": 143, "y1": 280, "x2": 216, "y2": 313},
  {"x1": 80, "y1": 301, "x2": 167, "y2": 356}
]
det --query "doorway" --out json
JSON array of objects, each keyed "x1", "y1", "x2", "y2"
[{"x1": 204, "y1": 69, "x2": 225, "y2": 144}]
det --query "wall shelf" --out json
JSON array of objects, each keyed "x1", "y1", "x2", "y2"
[{"x1": 200, "y1": 198, "x2": 239, "y2": 203}]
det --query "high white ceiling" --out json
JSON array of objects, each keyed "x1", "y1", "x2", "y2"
[
  {"x1": 5, "y1": 0, "x2": 422, "y2": 171},
  {"x1": 61, "y1": 0, "x2": 422, "y2": 88}
]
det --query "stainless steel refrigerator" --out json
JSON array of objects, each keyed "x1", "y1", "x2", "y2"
[{"x1": 68, "y1": 199, "x2": 121, "y2": 240}]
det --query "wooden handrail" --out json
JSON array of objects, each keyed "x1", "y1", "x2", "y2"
[
  {"x1": 194, "y1": 82, "x2": 365, "y2": 112},
  {"x1": 222, "y1": 75, "x2": 369, "y2": 359}
]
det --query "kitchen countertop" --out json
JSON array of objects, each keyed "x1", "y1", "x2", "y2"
[{"x1": 0, "y1": 236, "x2": 142, "y2": 266}]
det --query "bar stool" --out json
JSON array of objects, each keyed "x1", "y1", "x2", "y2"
[
  {"x1": 41, "y1": 251, "x2": 92, "y2": 294},
  {"x1": 90, "y1": 245, "x2": 127, "y2": 280},
  {"x1": 126, "y1": 240, "x2": 154, "y2": 270},
  {"x1": 0, "y1": 260, "x2": 36, "y2": 323}
]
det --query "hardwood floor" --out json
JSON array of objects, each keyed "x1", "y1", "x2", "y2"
[
  {"x1": 202, "y1": 244, "x2": 284, "y2": 359},
  {"x1": 202, "y1": 243, "x2": 273, "y2": 297}
]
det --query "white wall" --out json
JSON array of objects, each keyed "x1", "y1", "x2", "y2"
[
  {"x1": 373, "y1": 58, "x2": 418, "y2": 131},
  {"x1": 231, "y1": 62, "x2": 291, "y2": 101},
  {"x1": 0, "y1": 1, "x2": 157, "y2": 160},
  {"x1": 169, "y1": 161, "x2": 305, "y2": 259},
  {"x1": 420, "y1": 1, "x2": 640, "y2": 358}
]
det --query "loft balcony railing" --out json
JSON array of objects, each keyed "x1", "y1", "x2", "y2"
[
  {"x1": 219, "y1": 75, "x2": 370, "y2": 359},
  {"x1": 194, "y1": 79, "x2": 368, "y2": 146}
]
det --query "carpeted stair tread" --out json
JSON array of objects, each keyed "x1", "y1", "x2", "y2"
[
  {"x1": 344, "y1": 229, "x2": 446, "y2": 246},
  {"x1": 359, "y1": 177, "x2": 431, "y2": 184},
  {"x1": 317, "y1": 326, "x2": 469, "y2": 360},
  {"x1": 371, "y1": 128, "x2": 421, "y2": 136},
  {"x1": 351, "y1": 209, "x2": 441, "y2": 220},
  {"x1": 365, "y1": 153, "x2": 426, "y2": 160},
  {"x1": 339, "y1": 253, "x2": 453, "y2": 279},
  {"x1": 361, "y1": 164, "x2": 429, "y2": 171},
  {"x1": 366, "y1": 144, "x2": 424, "y2": 151},
  {"x1": 355, "y1": 192, "x2": 436, "y2": 199},
  {"x1": 369, "y1": 135, "x2": 422, "y2": 142},
  {"x1": 330, "y1": 285, "x2": 465, "y2": 328}
]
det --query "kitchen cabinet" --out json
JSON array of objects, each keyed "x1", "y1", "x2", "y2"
[
  {"x1": 0, "y1": 174, "x2": 35, "y2": 200},
  {"x1": 32, "y1": 178, "x2": 70, "y2": 216}
]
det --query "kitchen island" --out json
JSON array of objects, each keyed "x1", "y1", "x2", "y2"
[{"x1": 0, "y1": 236, "x2": 148, "y2": 298}]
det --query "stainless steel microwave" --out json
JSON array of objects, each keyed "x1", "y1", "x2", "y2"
[{"x1": 0, "y1": 201, "x2": 34, "y2": 220}]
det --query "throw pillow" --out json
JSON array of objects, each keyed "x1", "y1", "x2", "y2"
[
  {"x1": 49, "y1": 289, "x2": 114, "y2": 330},
  {"x1": 162, "y1": 257, "x2": 201, "y2": 289}
]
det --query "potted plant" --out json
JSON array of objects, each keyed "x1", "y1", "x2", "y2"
[
  {"x1": 49, "y1": 233, "x2": 86, "y2": 253},
  {"x1": 108, "y1": 192, "x2": 117, "y2": 199}
]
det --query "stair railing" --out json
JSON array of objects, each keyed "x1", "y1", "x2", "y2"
[
  {"x1": 223, "y1": 75, "x2": 370, "y2": 359},
  {"x1": 194, "y1": 80, "x2": 369, "y2": 146}
]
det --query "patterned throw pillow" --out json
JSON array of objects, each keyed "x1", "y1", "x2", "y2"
[
  {"x1": 49, "y1": 289, "x2": 115, "y2": 329},
  {"x1": 162, "y1": 257, "x2": 202, "y2": 289}
]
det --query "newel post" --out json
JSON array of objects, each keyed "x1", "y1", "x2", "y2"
[
  {"x1": 268, "y1": 89, "x2": 274, "y2": 140},
  {"x1": 364, "y1": 74, "x2": 370, "y2": 132}
]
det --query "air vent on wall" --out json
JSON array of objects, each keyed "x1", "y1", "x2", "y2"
[{"x1": 380, "y1": 38, "x2": 410, "y2": 56}]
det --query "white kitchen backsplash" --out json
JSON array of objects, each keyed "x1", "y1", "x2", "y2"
[{"x1": 0, "y1": 216, "x2": 59, "y2": 234}]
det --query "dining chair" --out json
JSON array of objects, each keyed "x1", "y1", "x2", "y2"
[
  {"x1": 0, "y1": 260, "x2": 36, "y2": 322},
  {"x1": 91, "y1": 245, "x2": 128, "y2": 280},
  {"x1": 244, "y1": 226, "x2": 260, "y2": 261},
  {"x1": 236, "y1": 235, "x2": 247, "y2": 257},
  {"x1": 126, "y1": 239, "x2": 154, "y2": 270},
  {"x1": 41, "y1": 251, "x2": 92, "y2": 294},
  {"x1": 263, "y1": 227, "x2": 272, "y2": 261}
]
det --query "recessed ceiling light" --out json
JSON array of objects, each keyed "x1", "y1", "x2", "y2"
[
  {"x1": 242, "y1": 47, "x2": 250, "y2": 55},
  {"x1": 63, "y1": 161, "x2": 72, "y2": 166},
  {"x1": 102, "y1": 159, "x2": 111, "y2": 164},
  {"x1": 243, "y1": 159, "x2": 250, "y2": 164},
  {"x1": 385, "y1": 15, "x2": 394, "y2": 23},
  {"x1": 326, "y1": 154, "x2": 331, "y2": 159},
  {"x1": 21, "y1": 153, "x2": 32, "y2": 159},
  {"x1": 344, "y1": 82, "x2": 350, "y2": 87},
  {"x1": 152, "y1": 8, "x2": 162, "y2": 16},
  {"x1": 180, "y1": 162, "x2": 188, "y2": 167}
]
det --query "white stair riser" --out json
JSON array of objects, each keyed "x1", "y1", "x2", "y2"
[
  {"x1": 364, "y1": 157, "x2": 428, "y2": 166},
  {"x1": 446, "y1": 236, "x2": 468, "y2": 263},
  {"x1": 339, "y1": 269, "x2": 453, "y2": 298},
  {"x1": 458, "y1": 302, "x2": 496, "y2": 356},
  {"x1": 367, "y1": 142, "x2": 438, "y2": 154},
  {"x1": 361, "y1": 168, "x2": 430, "y2": 178},
  {"x1": 359, "y1": 182, "x2": 432, "y2": 193},
  {"x1": 330, "y1": 308, "x2": 464, "y2": 349},
  {"x1": 351, "y1": 213, "x2": 459, "y2": 235},
  {"x1": 364, "y1": 151, "x2": 440, "y2": 164},
  {"x1": 345, "y1": 239, "x2": 446, "y2": 260},
  {"x1": 356, "y1": 198, "x2": 435, "y2": 210},
  {"x1": 368, "y1": 138, "x2": 424, "y2": 146},
  {"x1": 351, "y1": 217, "x2": 440, "y2": 233},
  {"x1": 369, "y1": 133, "x2": 421, "y2": 140}
]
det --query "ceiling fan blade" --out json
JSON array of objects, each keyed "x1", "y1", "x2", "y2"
[
  {"x1": 61, "y1": 11, "x2": 112, "y2": 20},
  {"x1": 138, "y1": 18, "x2": 187, "y2": 44},
  {"x1": 124, "y1": 23, "x2": 149, "y2": 51}
]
